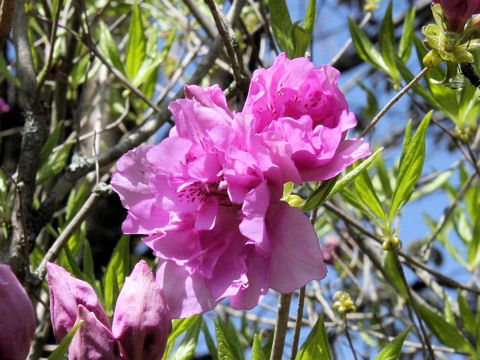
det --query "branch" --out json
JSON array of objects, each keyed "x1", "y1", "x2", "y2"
[
  {"x1": 204, "y1": 0, "x2": 249, "y2": 90},
  {"x1": 270, "y1": 293, "x2": 292, "y2": 360}
]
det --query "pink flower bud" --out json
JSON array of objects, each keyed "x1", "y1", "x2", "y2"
[
  {"x1": 0, "y1": 264, "x2": 36, "y2": 360},
  {"x1": 112, "y1": 260, "x2": 172, "y2": 360},
  {"x1": 433, "y1": 0, "x2": 480, "y2": 32},
  {"x1": 69, "y1": 305, "x2": 121, "y2": 360},
  {"x1": 46, "y1": 262, "x2": 110, "y2": 341}
]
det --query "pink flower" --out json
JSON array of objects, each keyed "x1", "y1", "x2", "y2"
[
  {"x1": 0, "y1": 264, "x2": 36, "y2": 360},
  {"x1": 243, "y1": 53, "x2": 370, "y2": 182},
  {"x1": 433, "y1": 0, "x2": 480, "y2": 32},
  {"x1": 47, "y1": 261, "x2": 171, "y2": 360},
  {"x1": 112, "y1": 84, "x2": 328, "y2": 318}
]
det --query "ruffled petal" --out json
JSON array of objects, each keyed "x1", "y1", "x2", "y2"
[{"x1": 267, "y1": 203, "x2": 327, "y2": 293}]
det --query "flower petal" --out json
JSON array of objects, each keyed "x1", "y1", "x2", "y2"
[
  {"x1": 156, "y1": 261, "x2": 217, "y2": 318},
  {"x1": 267, "y1": 203, "x2": 327, "y2": 293},
  {"x1": 69, "y1": 305, "x2": 120, "y2": 360}
]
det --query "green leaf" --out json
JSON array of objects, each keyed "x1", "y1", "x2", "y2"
[
  {"x1": 341, "y1": 187, "x2": 381, "y2": 226},
  {"x1": 296, "y1": 315, "x2": 332, "y2": 360},
  {"x1": 103, "y1": 235, "x2": 130, "y2": 315},
  {"x1": 373, "y1": 326, "x2": 412, "y2": 360},
  {"x1": 36, "y1": 142, "x2": 74, "y2": 185},
  {"x1": 125, "y1": 2, "x2": 146, "y2": 80},
  {"x1": 399, "y1": 7, "x2": 416, "y2": 62},
  {"x1": 458, "y1": 289, "x2": 476, "y2": 334},
  {"x1": 375, "y1": 152, "x2": 393, "y2": 198},
  {"x1": 389, "y1": 111, "x2": 431, "y2": 222},
  {"x1": 215, "y1": 319, "x2": 236, "y2": 360},
  {"x1": 133, "y1": 26, "x2": 177, "y2": 87},
  {"x1": 410, "y1": 170, "x2": 452, "y2": 201},
  {"x1": 66, "y1": 181, "x2": 90, "y2": 223},
  {"x1": 60, "y1": 245, "x2": 84, "y2": 280},
  {"x1": 302, "y1": 148, "x2": 383, "y2": 211},
  {"x1": 268, "y1": 0, "x2": 294, "y2": 57},
  {"x1": 171, "y1": 316, "x2": 202, "y2": 360},
  {"x1": 379, "y1": 1, "x2": 399, "y2": 81},
  {"x1": 292, "y1": 22, "x2": 310, "y2": 58},
  {"x1": 382, "y1": 251, "x2": 408, "y2": 298},
  {"x1": 163, "y1": 315, "x2": 202, "y2": 359},
  {"x1": 48, "y1": 320, "x2": 83, "y2": 360},
  {"x1": 418, "y1": 304, "x2": 476, "y2": 355},
  {"x1": 216, "y1": 317, "x2": 244, "y2": 360},
  {"x1": 202, "y1": 321, "x2": 218, "y2": 360},
  {"x1": 348, "y1": 18, "x2": 390, "y2": 74},
  {"x1": 358, "y1": 81, "x2": 379, "y2": 121},
  {"x1": 292, "y1": 0, "x2": 316, "y2": 58},
  {"x1": 39, "y1": 121, "x2": 64, "y2": 168},
  {"x1": 443, "y1": 291, "x2": 455, "y2": 325},
  {"x1": 302, "y1": 177, "x2": 337, "y2": 211},
  {"x1": 354, "y1": 168, "x2": 386, "y2": 224},
  {"x1": 98, "y1": 21, "x2": 125, "y2": 74},
  {"x1": 252, "y1": 334, "x2": 267, "y2": 360}
]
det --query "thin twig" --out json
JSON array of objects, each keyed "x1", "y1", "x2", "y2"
[
  {"x1": 290, "y1": 286, "x2": 305, "y2": 360},
  {"x1": 329, "y1": 11, "x2": 372, "y2": 66},
  {"x1": 343, "y1": 313, "x2": 359, "y2": 360},
  {"x1": 34, "y1": 183, "x2": 111, "y2": 281},
  {"x1": 203, "y1": 0, "x2": 249, "y2": 89},
  {"x1": 270, "y1": 293, "x2": 292, "y2": 360},
  {"x1": 421, "y1": 170, "x2": 475, "y2": 261},
  {"x1": 35, "y1": 0, "x2": 64, "y2": 96},
  {"x1": 392, "y1": 249, "x2": 435, "y2": 359},
  {"x1": 324, "y1": 202, "x2": 480, "y2": 295},
  {"x1": 361, "y1": 67, "x2": 430, "y2": 137}
]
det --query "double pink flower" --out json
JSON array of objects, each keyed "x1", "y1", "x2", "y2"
[
  {"x1": 47, "y1": 261, "x2": 172, "y2": 360},
  {"x1": 111, "y1": 53, "x2": 370, "y2": 318}
]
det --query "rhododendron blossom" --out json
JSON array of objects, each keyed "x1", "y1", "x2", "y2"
[
  {"x1": 112, "y1": 54, "x2": 370, "y2": 318},
  {"x1": 243, "y1": 53, "x2": 370, "y2": 182}
]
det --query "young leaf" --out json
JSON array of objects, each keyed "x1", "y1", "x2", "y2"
[
  {"x1": 375, "y1": 151, "x2": 393, "y2": 198},
  {"x1": 39, "y1": 120, "x2": 64, "y2": 168},
  {"x1": 382, "y1": 251, "x2": 408, "y2": 298},
  {"x1": 379, "y1": 1, "x2": 399, "y2": 81},
  {"x1": 36, "y1": 142, "x2": 74, "y2": 185},
  {"x1": 202, "y1": 321, "x2": 218, "y2": 360},
  {"x1": 348, "y1": 18, "x2": 390, "y2": 74},
  {"x1": 98, "y1": 21, "x2": 125, "y2": 74},
  {"x1": 399, "y1": 7, "x2": 416, "y2": 62},
  {"x1": 418, "y1": 304, "x2": 476, "y2": 355},
  {"x1": 296, "y1": 315, "x2": 332, "y2": 360},
  {"x1": 354, "y1": 169, "x2": 386, "y2": 224},
  {"x1": 48, "y1": 320, "x2": 83, "y2": 360},
  {"x1": 133, "y1": 26, "x2": 177, "y2": 87},
  {"x1": 458, "y1": 290, "x2": 476, "y2": 334},
  {"x1": 163, "y1": 316, "x2": 202, "y2": 360},
  {"x1": 103, "y1": 235, "x2": 130, "y2": 314},
  {"x1": 302, "y1": 148, "x2": 383, "y2": 210},
  {"x1": 267, "y1": 0, "x2": 294, "y2": 57},
  {"x1": 125, "y1": 2, "x2": 146, "y2": 80},
  {"x1": 373, "y1": 326, "x2": 412, "y2": 360},
  {"x1": 215, "y1": 319, "x2": 236, "y2": 360},
  {"x1": 389, "y1": 111, "x2": 431, "y2": 222},
  {"x1": 171, "y1": 316, "x2": 203, "y2": 360},
  {"x1": 252, "y1": 334, "x2": 267, "y2": 360}
]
